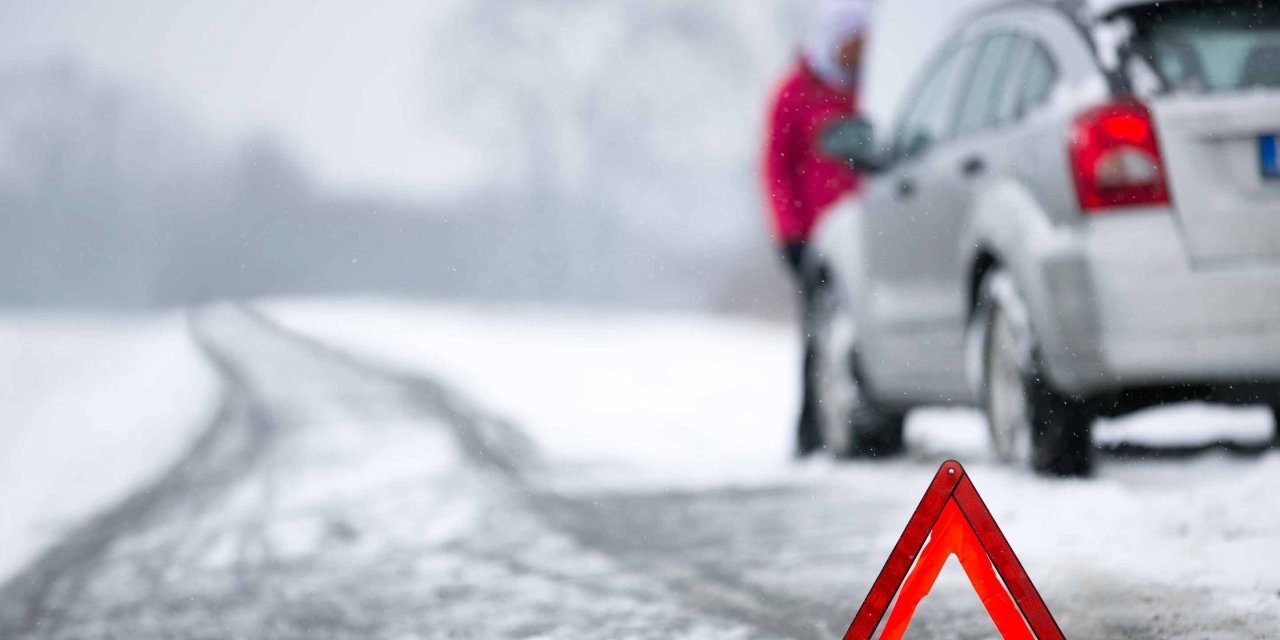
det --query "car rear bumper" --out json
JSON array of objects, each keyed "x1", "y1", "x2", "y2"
[{"x1": 1030, "y1": 212, "x2": 1280, "y2": 396}]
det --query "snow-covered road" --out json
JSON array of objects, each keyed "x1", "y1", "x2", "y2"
[{"x1": 1, "y1": 302, "x2": 1277, "y2": 638}]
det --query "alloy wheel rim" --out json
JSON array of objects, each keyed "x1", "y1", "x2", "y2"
[{"x1": 987, "y1": 306, "x2": 1033, "y2": 466}]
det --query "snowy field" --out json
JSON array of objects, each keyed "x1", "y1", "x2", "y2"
[
  {"x1": 265, "y1": 297, "x2": 801, "y2": 487},
  {"x1": 267, "y1": 297, "x2": 1280, "y2": 633},
  {"x1": 0, "y1": 312, "x2": 218, "y2": 583}
]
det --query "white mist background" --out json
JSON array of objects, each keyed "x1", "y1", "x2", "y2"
[
  {"x1": 0, "y1": 0, "x2": 985, "y2": 312},
  {"x1": 0, "y1": 0, "x2": 979, "y2": 198}
]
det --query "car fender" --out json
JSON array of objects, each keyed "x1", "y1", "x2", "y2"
[{"x1": 961, "y1": 179, "x2": 1105, "y2": 394}]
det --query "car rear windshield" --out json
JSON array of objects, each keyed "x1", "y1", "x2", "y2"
[{"x1": 1125, "y1": 1, "x2": 1280, "y2": 95}]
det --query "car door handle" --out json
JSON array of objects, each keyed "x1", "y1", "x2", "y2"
[
  {"x1": 961, "y1": 155, "x2": 986, "y2": 178},
  {"x1": 897, "y1": 177, "x2": 916, "y2": 199}
]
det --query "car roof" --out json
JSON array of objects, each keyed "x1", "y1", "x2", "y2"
[
  {"x1": 964, "y1": 0, "x2": 1200, "y2": 32},
  {"x1": 974, "y1": 0, "x2": 1198, "y2": 22}
]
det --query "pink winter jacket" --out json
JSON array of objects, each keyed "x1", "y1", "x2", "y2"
[{"x1": 762, "y1": 61, "x2": 860, "y2": 244}]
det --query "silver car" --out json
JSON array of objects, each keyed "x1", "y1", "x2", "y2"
[{"x1": 810, "y1": 0, "x2": 1280, "y2": 475}]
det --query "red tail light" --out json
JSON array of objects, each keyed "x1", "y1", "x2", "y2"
[{"x1": 1069, "y1": 101, "x2": 1170, "y2": 213}]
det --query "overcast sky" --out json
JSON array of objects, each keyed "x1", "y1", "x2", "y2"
[{"x1": 0, "y1": 0, "x2": 984, "y2": 201}]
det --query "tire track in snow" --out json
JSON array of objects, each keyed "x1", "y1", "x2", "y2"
[
  {"x1": 0, "y1": 304, "x2": 540, "y2": 637},
  {"x1": 0, "y1": 316, "x2": 277, "y2": 636},
  {"x1": 0, "y1": 305, "x2": 801, "y2": 639},
  {"x1": 247, "y1": 306, "x2": 838, "y2": 637},
  {"x1": 232, "y1": 305, "x2": 540, "y2": 481}
]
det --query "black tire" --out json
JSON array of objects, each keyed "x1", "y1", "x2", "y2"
[
  {"x1": 1270, "y1": 405, "x2": 1280, "y2": 447},
  {"x1": 1023, "y1": 374, "x2": 1094, "y2": 476},
  {"x1": 809, "y1": 272, "x2": 906, "y2": 459},
  {"x1": 847, "y1": 380, "x2": 907, "y2": 458},
  {"x1": 978, "y1": 269, "x2": 1093, "y2": 477}
]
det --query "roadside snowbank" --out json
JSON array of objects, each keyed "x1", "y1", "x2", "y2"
[{"x1": 0, "y1": 312, "x2": 218, "y2": 583}]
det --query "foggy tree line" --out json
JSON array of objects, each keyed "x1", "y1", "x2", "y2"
[{"x1": 1, "y1": 2, "x2": 807, "y2": 315}]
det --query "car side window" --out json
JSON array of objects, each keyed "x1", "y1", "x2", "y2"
[
  {"x1": 954, "y1": 33, "x2": 1021, "y2": 136},
  {"x1": 1015, "y1": 42, "x2": 1057, "y2": 118},
  {"x1": 893, "y1": 46, "x2": 966, "y2": 162}
]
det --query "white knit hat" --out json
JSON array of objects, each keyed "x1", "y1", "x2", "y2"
[{"x1": 805, "y1": 0, "x2": 871, "y2": 90}]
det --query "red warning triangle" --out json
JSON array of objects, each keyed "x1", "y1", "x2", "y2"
[{"x1": 842, "y1": 460, "x2": 1064, "y2": 640}]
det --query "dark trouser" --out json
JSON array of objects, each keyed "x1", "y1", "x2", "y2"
[{"x1": 784, "y1": 243, "x2": 823, "y2": 456}]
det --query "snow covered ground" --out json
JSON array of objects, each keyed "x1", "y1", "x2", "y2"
[
  {"x1": 3, "y1": 299, "x2": 1276, "y2": 636},
  {"x1": 264, "y1": 297, "x2": 801, "y2": 488},
  {"x1": 266, "y1": 297, "x2": 1280, "y2": 634},
  {"x1": 1, "y1": 304, "x2": 788, "y2": 638},
  {"x1": 0, "y1": 312, "x2": 219, "y2": 583}
]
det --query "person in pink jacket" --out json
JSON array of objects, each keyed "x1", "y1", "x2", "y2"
[{"x1": 763, "y1": 0, "x2": 869, "y2": 455}]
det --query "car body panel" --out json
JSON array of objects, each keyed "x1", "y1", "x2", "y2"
[{"x1": 1151, "y1": 93, "x2": 1280, "y2": 266}]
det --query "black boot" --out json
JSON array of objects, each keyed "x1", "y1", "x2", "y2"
[{"x1": 795, "y1": 341, "x2": 822, "y2": 457}]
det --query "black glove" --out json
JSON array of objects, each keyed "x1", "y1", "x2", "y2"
[{"x1": 782, "y1": 242, "x2": 807, "y2": 273}]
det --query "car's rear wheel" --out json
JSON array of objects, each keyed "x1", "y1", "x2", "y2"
[
  {"x1": 810, "y1": 272, "x2": 905, "y2": 458},
  {"x1": 978, "y1": 269, "x2": 1093, "y2": 477}
]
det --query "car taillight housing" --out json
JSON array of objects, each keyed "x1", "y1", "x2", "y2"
[{"x1": 1069, "y1": 101, "x2": 1170, "y2": 213}]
